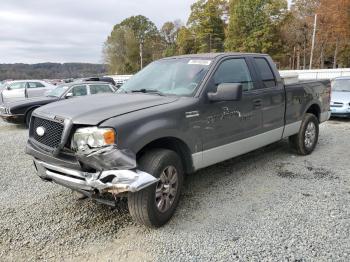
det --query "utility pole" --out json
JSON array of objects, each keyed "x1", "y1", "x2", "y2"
[
  {"x1": 209, "y1": 33, "x2": 212, "y2": 53},
  {"x1": 309, "y1": 14, "x2": 317, "y2": 70},
  {"x1": 140, "y1": 38, "x2": 144, "y2": 70}
]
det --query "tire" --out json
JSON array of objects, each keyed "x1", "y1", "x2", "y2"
[
  {"x1": 289, "y1": 113, "x2": 319, "y2": 155},
  {"x1": 128, "y1": 149, "x2": 184, "y2": 227},
  {"x1": 25, "y1": 109, "x2": 34, "y2": 129}
]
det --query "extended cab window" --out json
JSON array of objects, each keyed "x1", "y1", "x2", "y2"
[
  {"x1": 71, "y1": 85, "x2": 87, "y2": 96},
  {"x1": 254, "y1": 58, "x2": 276, "y2": 88},
  {"x1": 213, "y1": 58, "x2": 254, "y2": 92},
  {"x1": 28, "y1": 82, "x2": 45, "y2": 88},
  {"x1": 89, "y1": 84, "x2": 114, "y2": 95}
]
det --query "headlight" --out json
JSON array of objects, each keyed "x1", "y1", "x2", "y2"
[
  {"x1": 0, "y1": 106, "x2": 10, "y2": 114},
  {"x1": 71, "y1": 127, "x2": 116, "y2": 150}
]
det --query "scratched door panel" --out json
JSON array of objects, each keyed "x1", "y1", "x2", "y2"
[
  {"x1": 200, "y1": 91, "x2": 263, "y2": 151},
  {"x1": 198, "y1": 57, "x2": 263, "y2": 151}
]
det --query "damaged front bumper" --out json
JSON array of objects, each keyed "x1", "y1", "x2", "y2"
[
  {"x1": 33, "y1": 159, "x2": 158, "y2": 195},
  {"x1": 0, "y1": 113, "x2": 24, "y2": 124}
]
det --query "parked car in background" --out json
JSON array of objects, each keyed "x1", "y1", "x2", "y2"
[
  {"x1": 105, "y1": 75, "x2": 133, "y2": 87},
  {"x1": 0, "y1": 80, "x2": 55, "y2": 103},
  {"x1": 46, "y1": 79, "x2": 65, "y2": 86},
  {"x1": 83, "y1": 76, "x2": 117, "y2": 86},
  {"x1": 330, "y1": 77, "x2": 350, "y2": 118},
  {"x1": 0, "y1": 80, "x2": 11, "y2": 91},
  {"x1": 0, "y1": 81, "x2": 116, "y2": 127}
]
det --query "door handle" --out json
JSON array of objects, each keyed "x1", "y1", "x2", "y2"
[{"x1": 253, "y1": 99, "x2": 262, "y2": 108}]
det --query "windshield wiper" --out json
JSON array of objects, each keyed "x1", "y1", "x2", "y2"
[{"x1": 131, "y1": 89, "x2": 165, "y2": 96}]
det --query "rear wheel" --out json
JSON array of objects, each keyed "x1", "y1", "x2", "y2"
[
  {"x1": 289, "y1": 113, "x2": 319, "y2": 155},
  {"x1": 128, "y1": 149, "x2": 184, "y2": 227}
]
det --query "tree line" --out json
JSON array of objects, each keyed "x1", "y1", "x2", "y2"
[
  {"x1": 104, "y1": 0, "x2": 350, "y2": 74},
  {"x1": 0, "y1": 63, "x2": 106, "y2": 81}
]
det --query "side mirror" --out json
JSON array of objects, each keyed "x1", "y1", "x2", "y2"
[
  {"x1": 6, "y1": 86, "x2": 11, "y2": 90},
  {"x1": 65, "y1": 92, "x2": 73, "y2": 99},
  {"x1": 208, "y1": 83, "x2": 243, "y2": 102}
]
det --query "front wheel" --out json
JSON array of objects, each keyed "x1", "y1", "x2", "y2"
[
  {"x1": 128, "y1": 149, "x2": 184, "y2": 227},
  {"x1": 289, "y1": 113, "x2": 319, "y2": 155}
]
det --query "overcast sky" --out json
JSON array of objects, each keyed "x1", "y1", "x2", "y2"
[
  {"x1": 0, "y1": 0, "x2": 292, "y2": 64},
  {"x1": 0, "y1": 0, "x2": 197, "y2": 64}
]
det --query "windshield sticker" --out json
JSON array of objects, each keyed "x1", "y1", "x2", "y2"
[{"x1": 188, "y1": 60, "x2": 212, "y2": 66}]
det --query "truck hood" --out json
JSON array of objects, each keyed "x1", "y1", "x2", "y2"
[
  {"x1": 331, "y1": 91, "x2": 350, "y2": 103},
  {"x1": 35, "y1": 93, "x2": 179, "y2": 125}
]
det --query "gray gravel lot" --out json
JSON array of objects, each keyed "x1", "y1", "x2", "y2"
[{"x1": 0, "y1": 118, "x2": 349, "y2": 261}]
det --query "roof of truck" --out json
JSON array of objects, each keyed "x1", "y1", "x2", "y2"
[{"x1": 164, "y1": 52, "x2": 269, "y2": 60}]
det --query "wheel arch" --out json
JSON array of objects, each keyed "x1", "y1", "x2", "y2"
[
  {"x1": 25, "y1": 106, "x2": 40, "y2": 118},
  {"x1": 305, "y1": 103, "x2": 321, "y2": 122},
  {"x1": 24, "y1": 106, "x2": 41, "y2": 126},
  {"x1": 136, "y1": 137, "x2": 195, "y2": 174}
]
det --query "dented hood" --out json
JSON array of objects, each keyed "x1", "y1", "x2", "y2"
[{"x1": 35, "y1": 93, "x2": 178, "y2": 125}]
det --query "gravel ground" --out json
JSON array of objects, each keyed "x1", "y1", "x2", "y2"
[{"x1": 0, "y1": 118, "x2": 349, "y2": 261}]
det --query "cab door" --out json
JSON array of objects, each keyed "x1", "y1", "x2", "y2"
[
  {"x1": 27, "y1": 82, "x2": 48, "y2": 98},
  {"x1": 2, "y1": 82, "x2": 26, "y2": 102},
  {"x1": 198, "y1": 57, "x2": 263, "y2": 166},
  {"x1": 251, "y1": 57, "x2": 285, "y2": 133}
]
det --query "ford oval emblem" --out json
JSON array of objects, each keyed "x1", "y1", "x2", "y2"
[{"x1": 36, "y1": 126, "x2": 46, "y2": 137}]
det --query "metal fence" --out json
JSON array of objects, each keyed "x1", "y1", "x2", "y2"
[{"x1": 279, "y1": 69, "x2": 350, "y2": 80}]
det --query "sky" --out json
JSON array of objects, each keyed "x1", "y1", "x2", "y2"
[
  {"x1": 0, "y1": 0, "x2": 292, "y2": 64},
  {"x1": 0, "y1": 0, "x2": 197, "y2": 64}
]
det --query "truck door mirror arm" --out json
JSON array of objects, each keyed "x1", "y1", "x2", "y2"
[{"x1": 207, "y1": 83, "x2": 243, "y2": 102}]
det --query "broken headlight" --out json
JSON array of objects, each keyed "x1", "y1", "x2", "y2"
[{"x1": 71, "y1": 127, "x2": 116, "y2": 150}]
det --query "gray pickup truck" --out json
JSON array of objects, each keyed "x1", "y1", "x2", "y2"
[{"x1": 26, "y1": 53, "x2": 331, "y2": 227}]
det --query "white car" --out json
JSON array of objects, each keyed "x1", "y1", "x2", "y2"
[
  {"x1": 330, "y1": 77, "x2": 350, "y2": 118},
  {"x1": 0, "y1": 80, "x2": 55, "y2": 103}
]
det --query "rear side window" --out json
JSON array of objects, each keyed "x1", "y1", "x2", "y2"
[
  {"x1": 9, "y1": 82, "x2": 26, "y2": 90},
  {"x1": 70, "y1": 85, "x2": 87, "y2": 96},
  {"x1": 213, "y1": 58, "x2": 254, "y2": 91},
  {"x1": 89, "y1": 84, "x2": 114, "y2": 95},
  {"x1": 28, "y1": 82, "x2": 45, "y2": 88},
  {"x1": 254, "y1": 58, "x2": 276, "y2": 88}
]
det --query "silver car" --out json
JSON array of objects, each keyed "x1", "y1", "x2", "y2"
[
  {"x1": 330, "y1": 77, "x2": 350, "y2": 118},
  {"x1": 0, "y1": 80, "x2": 55, "y2": 103}
]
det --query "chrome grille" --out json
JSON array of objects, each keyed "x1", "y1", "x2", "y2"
[{"x1": 31, "y1": 117, "x2": 64, "y2": 149}]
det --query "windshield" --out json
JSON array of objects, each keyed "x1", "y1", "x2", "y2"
[
  {"x1": 47, "y1": 85, "x2": 69, "y2": 97},
  {"x1": 118, "y1": 58, "x2": 212, "y2": 96},
  {"x1": 332, "y1": 79, "x2": 350, "y2": 92}
]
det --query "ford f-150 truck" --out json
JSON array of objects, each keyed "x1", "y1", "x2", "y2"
[{"x1": 26, "y1": 53, "x2": 331, "y2": 227}]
